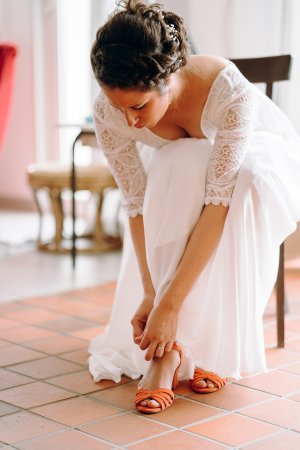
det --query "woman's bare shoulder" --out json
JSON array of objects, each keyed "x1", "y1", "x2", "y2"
[{"x1": 185, "y1": 55, "x2": 229, "y2": 82}]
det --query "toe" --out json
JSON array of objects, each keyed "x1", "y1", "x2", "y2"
[
  {"x1": 148, "y1": 398, "x2": 160, "y2": 408},
  {"x1": 194, "y1": 379, "x2": 216, "y2": 389},
  {"x1": 139, "y1": 398, "x2": 160, "y2": 409},
  {"x1": 194, "y1": 379, "x2": 207, "y2": 388}
]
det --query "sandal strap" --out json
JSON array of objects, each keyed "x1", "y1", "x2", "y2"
[
  {"x1": 135, "y1": 388, "x2": 174, "y2": 409},
  {"x1": 135, "y1": 342, "x2": 183, "y2": 412},
  {"x1": 192, "y1": 368, "x2": 226, "y2": 389},
  {"x1": 171, "y1": 342, "x2": 183, "y2": 388}
]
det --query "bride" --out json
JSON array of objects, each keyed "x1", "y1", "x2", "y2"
[{"x1": 88, "y1": 0, "x2": 300, "y2": 413}]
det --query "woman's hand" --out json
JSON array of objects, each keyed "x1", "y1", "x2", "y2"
[
  {"x1": 131, "y1": 294, "x2": 154, "y2": 346},
  {"x1": 139, "y1": 302, "x2": 179, "y2": 361}
]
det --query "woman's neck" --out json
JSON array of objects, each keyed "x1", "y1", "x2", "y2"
[{"x1": 167, "y1": 69, "x2": 188, "y2": 112}]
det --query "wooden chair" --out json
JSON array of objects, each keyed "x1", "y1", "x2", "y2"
[{"x1": 230, "y1": 55, "x2": 292, "y2": 348}]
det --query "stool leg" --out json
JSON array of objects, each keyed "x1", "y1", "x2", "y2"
[
  {"x1": 94, "y1": 189, "x2": 105, "y2": 246},
  {"x1": 49, "y1": 188, "x2": 64, "y2": 250},
  {"x1": 32, "y1": 188, "x2": 43, "y2": 247}
]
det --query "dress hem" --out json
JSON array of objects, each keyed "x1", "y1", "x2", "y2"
[{"x1": 88, "y1": 350, "x2": 269, "y2": 385}]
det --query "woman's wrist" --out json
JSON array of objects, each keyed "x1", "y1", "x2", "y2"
[
  {"x1": 142, "y1": 286, "x2": 155, "y2": 303},
  {"x1": 158, "y1": 291, "x2": 182, "y2": 313},
  {"x1": 142, "y1": 279, "x2": 155, "y2": 298}
]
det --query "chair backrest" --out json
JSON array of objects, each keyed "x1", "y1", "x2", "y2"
[{"x1": 230, "y1": 55, "x2": 292, "y2": 100}]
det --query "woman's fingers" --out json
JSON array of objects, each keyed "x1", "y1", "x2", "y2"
[
  {"x1": 145, "y1": 342, "x2": 159, "y2": 361},
  {"x1": 134, "y1": 334, "x2": 143, "y2": 344},
  {"x1": 139, "y1": 335, "x2": 150, "y2": 351},
  {"x1": 132, "y1": 319, "x2": 145, "y2": 342},
  {"x1": 140, "y1": 337, "x2": 168, "y2": 359},
  {"x1": 139, "y1": 335, "x2": 174, "y2": 359},
  {"x1": 164, "y1": 341, "x2": 173, "y2": 353},
  {"x1": 139, "y1": 337, "x2": 174, "y2": 360},
  {"x1": 154, "y1": 343, "x2": 167, "y2": 358}
]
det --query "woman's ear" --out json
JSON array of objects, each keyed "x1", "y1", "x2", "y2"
[{"x1": 158, "y1": 76, "x2": 172, "y2": 96}]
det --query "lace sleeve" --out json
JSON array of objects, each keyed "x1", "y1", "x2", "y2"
[
  {"x1": 93, "y1": 94, "x2": 146, "y2": 217},
  {"x1": 203, "y1": 66, "x2": 254, "y2": 207}
]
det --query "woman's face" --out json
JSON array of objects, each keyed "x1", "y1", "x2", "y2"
[{"x1": 101, "y1": 84, "x2": 170, "y2": 129}]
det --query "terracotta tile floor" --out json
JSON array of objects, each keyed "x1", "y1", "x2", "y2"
[{"x1": 0, "y1": 265, "x2": 300, "y2": 450}]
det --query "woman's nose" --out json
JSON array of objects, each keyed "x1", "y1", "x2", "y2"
[{"x1": 125, "y1": 110, "x2": 139, "y2": 127}]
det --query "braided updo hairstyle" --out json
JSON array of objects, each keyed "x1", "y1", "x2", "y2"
[{"x1": 91, "y1": 0, "x2": 190, "y2": 92}]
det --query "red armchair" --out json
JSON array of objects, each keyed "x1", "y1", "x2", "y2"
[{"x1": 0, "y1": 44, "x2": 17, "y2": 153}]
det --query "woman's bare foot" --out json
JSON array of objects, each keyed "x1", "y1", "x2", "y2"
[
  {"x1": 137, "y1": 348, "x2": 180, "y2": 409},
  {"x1": 192, "y1": 368, "x2": 222, "y2": 390},
  {"x1": 193, "y1": 378, "x2": 216, "y2": 389}
]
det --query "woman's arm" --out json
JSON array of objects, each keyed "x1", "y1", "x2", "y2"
[
  {"x1": 129, "y1": 215, "x2": 155, "y2": 297},
  {"x1": 160, "y1": 203, "x2": 228, "y2": 310},
  {"x1": 129, "y1": 215, "x2": 156, "y2": 344},
  {"x1": 93, "y1": 97, "x2": 155, "y2": 343},
  {"x1": 139, "y1": 203, "x2": 229, "y2": 360}
]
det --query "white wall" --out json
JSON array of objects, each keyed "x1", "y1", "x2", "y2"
[
  {"x1": 281, "y1": 0, "x2": 300, "y2": 133},
  {"x1": 91, "y1": 0, "x2": 116, "y2": 102},
  {"x1": 0, "y1": 0, "x2": 59, "y2": 204},
  {"x1": 188, "y1": 0, "x2": 283, "y2": 57}
]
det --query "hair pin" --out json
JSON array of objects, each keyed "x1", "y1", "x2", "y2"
[{"x1": 166, "y1": 23, "x2": 178, "y2": 42}]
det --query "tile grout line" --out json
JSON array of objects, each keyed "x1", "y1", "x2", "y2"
[
  {"x1": 235, "y1": 407, "x2": 300, "y2": 434},
  {"x1": 178, "y1": 416, "x2": 286, "y2": 449},
  {"x1": 124, "y1": 426, "x2": 233, "y2": 449},
  {"x1": 177, "y1": 392, "x2": 279, "y2": 413},
  {"x1": 1, "y1": 365, "x2": 87, "y2": 385},
  {"x1": 4, "y1": 423, "x2": 119, "y2": 449},
  {"x1": 234, "y1": 429, "x2": 296, "y2": 449}
]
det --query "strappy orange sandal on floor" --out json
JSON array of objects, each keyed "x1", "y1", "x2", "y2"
[
  {"x1": 135, "y1": 342, "x2": 183, "y2": 414},
  {"x1": 191, "y1": 368, "x2": 227, "y2": 394}
]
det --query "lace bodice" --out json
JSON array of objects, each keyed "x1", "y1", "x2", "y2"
[{"x1": 93, "y1": 62, "x2": 253, "y2": 216}]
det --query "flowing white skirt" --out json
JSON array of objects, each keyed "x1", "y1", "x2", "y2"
[{"x1": 89, "y1": 130, "x2": 300, "y2": 383}]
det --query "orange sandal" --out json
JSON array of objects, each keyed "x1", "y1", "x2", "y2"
[
  {"x1": 191, "y1": 368, "x2": 227, "y2": 394},
  {"x1": 135, "y1": 342, "x2": 183, "y2": 414}
]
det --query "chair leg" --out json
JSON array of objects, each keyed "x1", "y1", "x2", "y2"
[
  {"x1": 49, "y1": 188, "x2": 64, "y2": 251},
  {"x1": 276, "y1": 242, "x2": 285, "y2": 348}
]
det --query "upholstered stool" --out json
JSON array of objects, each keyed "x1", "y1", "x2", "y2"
[{"x1": 27, "y1": 161, "x2": 122, "y2": 253}]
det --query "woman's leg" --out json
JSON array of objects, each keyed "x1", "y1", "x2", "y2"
[{"x1": 138, "y1": 139, "x2": 213, "y2": 407}]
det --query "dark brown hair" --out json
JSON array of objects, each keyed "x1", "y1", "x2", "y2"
[{"x1": 90, "y1": 0, "x2": 190, "y2": 92}]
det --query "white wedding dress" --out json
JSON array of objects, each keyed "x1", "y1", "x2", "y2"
[{"x1": 88, "y1": 61, "x2": 300, "y2": 382}]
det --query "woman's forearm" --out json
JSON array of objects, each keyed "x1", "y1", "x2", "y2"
[
  {"x1": 159, "y1": 203, "x2": 229, "y2": 311},
  {"x1": 129, "y1": 214, "x2": 155, "y2": 297}
]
